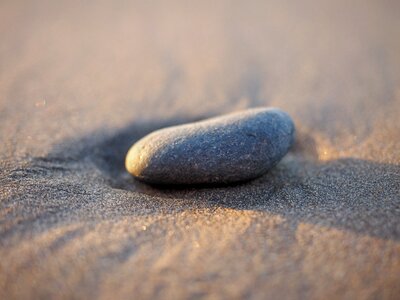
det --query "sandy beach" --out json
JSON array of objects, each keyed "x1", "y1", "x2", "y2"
[{"x1": 1, "y1": 0, "x2": 400, "y2": 299}]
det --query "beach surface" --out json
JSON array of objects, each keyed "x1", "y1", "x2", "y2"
[{"x1": 1, "y1": 0, "x2": 400, "y2": 299}]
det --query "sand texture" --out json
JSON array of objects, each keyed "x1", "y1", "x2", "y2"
[{"x1": 1, "y1": 0, "x2": 400, "y2": 299}]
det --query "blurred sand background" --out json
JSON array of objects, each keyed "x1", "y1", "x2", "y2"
[{"x1": 1, "y1": 0, "x2": 400, "y2": 299}]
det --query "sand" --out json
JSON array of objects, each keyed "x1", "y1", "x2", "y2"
[{"x1": 1, "y1": 0, "x2": 399, "y2": 299}]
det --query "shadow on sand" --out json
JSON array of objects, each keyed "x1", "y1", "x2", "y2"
[{"x1": 14, "y1": 117, "x2": 400, "y2": 242}]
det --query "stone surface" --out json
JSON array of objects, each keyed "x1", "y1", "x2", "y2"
[{"x1": 125, "y1": 108, "x2": 295, "y2": 184}]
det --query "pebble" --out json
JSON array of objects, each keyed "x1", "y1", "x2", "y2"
[{"x1": 125, "y1": 107, "x2": 295, "y2": 185}]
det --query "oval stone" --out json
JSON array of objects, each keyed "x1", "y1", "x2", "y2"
[{"x1": 125, "y1": 107, "x2": 295, "y2": 185}]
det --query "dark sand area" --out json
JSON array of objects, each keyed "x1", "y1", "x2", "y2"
[{"x1": 1, "y1": 0, "x2": 400, "y2": 299}]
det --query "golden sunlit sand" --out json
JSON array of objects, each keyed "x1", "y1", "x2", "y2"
[{"x1": 1, "y1": 0, "x2": 399, "y2": 299}]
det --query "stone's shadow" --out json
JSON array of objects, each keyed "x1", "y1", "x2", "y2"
[
  {"x1": 31, "y1": 117, "x2": 400, "y2": 241},
  {"x1": 90, "y1": 118, "x2": 319, "y2": 191}
]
